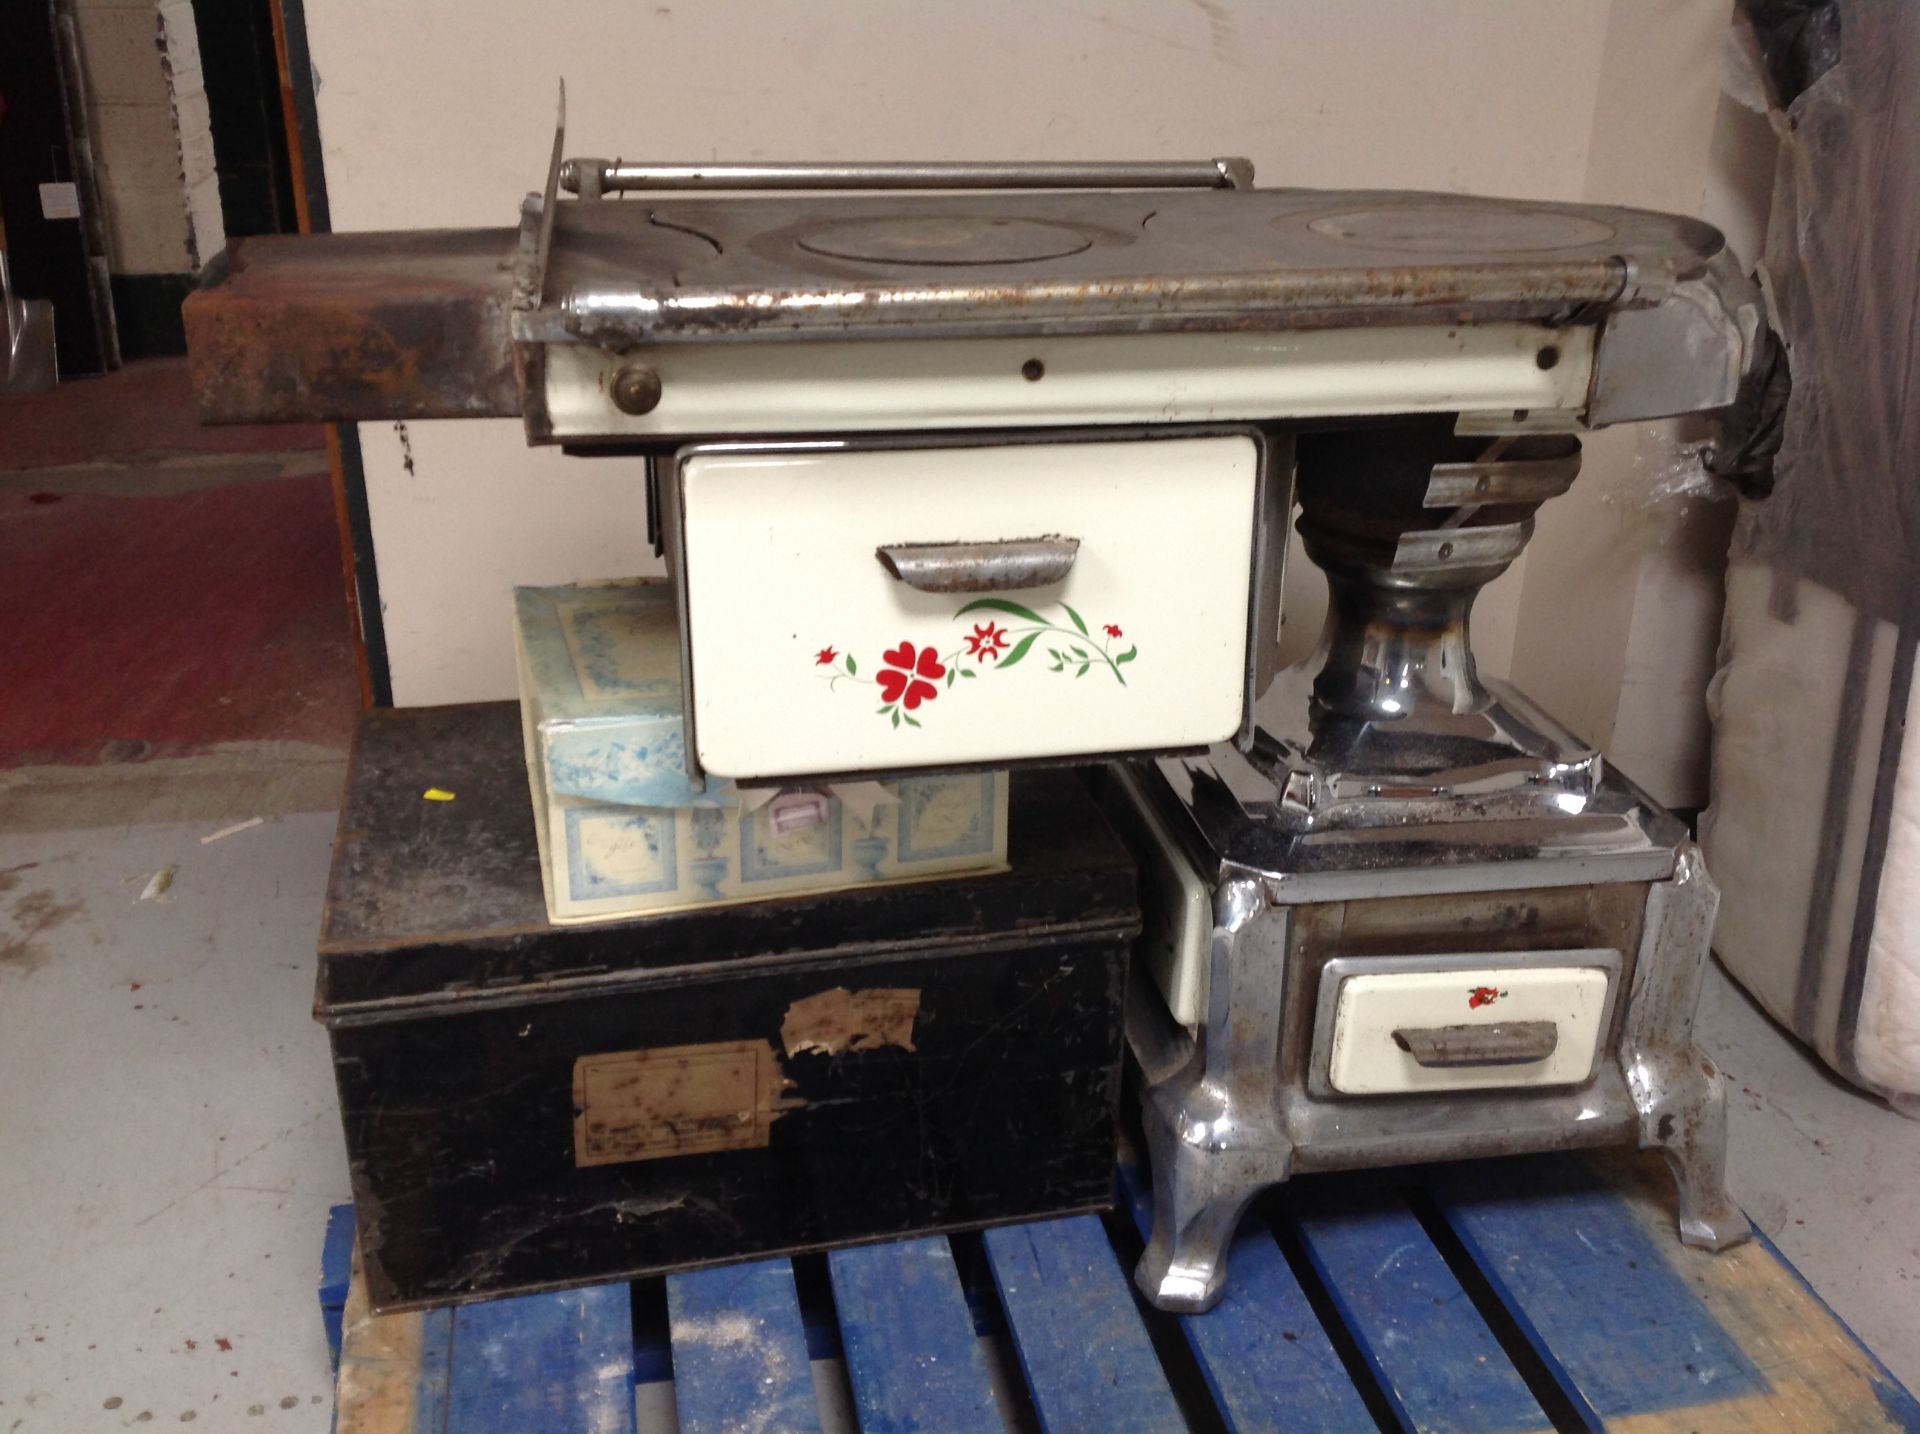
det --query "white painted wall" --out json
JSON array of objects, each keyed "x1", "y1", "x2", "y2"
[
  {"x1": 1506, "y1": 0, "x2": 1774, "y2": 804},
  {"x1": 306, "y1": 0, "x2": 1761, "y2": 805}
]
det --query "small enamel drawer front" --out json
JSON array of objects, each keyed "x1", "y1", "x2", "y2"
[
  {"x1": 1316, "y1": 951, "x2": 1620, "y2": 1097},
  {"x1": 672, "y1": 435, "x2": 1260, "y2": 782}
]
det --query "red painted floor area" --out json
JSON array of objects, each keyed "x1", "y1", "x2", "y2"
[
  {"x1": 0, "y1": 469, "x2": 361, "y2": 764},
  {"x1": 0, "y1": 358, "x2": 324, "y2": 470},
  {"x1": 1, "y1": 362, "x2": 357, "y2": 765}
]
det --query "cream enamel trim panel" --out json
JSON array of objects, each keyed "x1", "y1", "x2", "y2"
[
  {"x1": 1122, "y1": 771, "x2": 1215, "y2": 1030},
  {"x1": 1325, "y1": 956, "x2": 1617, "y2": 1096},
  {"x1": 544, "y1": 325, "x2": 1593, "y2": 438},
  {"x1": 677, "y1": 436, "x2": 1259, "y2": 780}
]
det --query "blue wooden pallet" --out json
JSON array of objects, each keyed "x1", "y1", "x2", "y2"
[{"x1": 323, "y1": 1150, "x2": 1920, "y2": 1433}]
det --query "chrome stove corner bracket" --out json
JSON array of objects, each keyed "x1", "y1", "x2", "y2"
[
  {"x1": 1132, "y1": 872, "x2": 1293, "y2": 1314},
  {"x1": 1621, "y1": 843, "x2": 1750, "y2": 1251},
  {"x1": 1587, "y1": 248, "x2": 1765, "y2": 426}
]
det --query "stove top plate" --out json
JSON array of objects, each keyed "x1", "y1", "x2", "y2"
[
  {"x1": 542, "y1": 186, "x2": 1730, "y2": 345},
  {"x1": 1301, "y1": 204, "x2": 1619, "y2": 254},
  {"x1": 793, "y1": 215, "x2": 1097, "y2": 266}
]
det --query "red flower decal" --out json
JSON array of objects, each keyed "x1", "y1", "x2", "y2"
[
  {"x1": 964, "y1": 622, "x2": 1010, "y2": 661},
  {"x1": 878, "y1": 641, "x2": 945, "y2": 710},
  {"x1": 1468, "y1": 986, "x2": 1504, "y2": 1010},
  {"x1": 815, "y1": 646, "x2": 838, "y2": 666},
  {"x1": 1104, "y1": 623, "x2": 1124, "y2": 638}
]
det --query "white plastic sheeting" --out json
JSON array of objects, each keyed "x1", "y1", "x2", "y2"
[{"x1": 1704, "y1": 0, "x2": 1920, "y2": 1102}]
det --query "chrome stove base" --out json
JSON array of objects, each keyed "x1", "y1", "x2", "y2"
[{"x1": 1111, "y1": 758, "x2": 1749, "y2": 1315}]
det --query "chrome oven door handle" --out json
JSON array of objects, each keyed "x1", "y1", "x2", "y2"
[
  {"x1": 876, "y1": 536, "x2": 1080, "y2": 594},
  {"x1": 1391, "y1": 1020, "x2": 1559, "y2": 1068}
]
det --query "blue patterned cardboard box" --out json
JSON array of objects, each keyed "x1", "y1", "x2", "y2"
[{"x1": 515, "y1": 581, "x2": 1009, "y2": 923}]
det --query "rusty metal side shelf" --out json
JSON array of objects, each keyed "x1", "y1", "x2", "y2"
[{"x1": 183, "y1": 228, "x2": 523, "y2": 423}]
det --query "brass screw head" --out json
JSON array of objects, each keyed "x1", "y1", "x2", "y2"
[{"x1": 610, "y1": 364, "x2": 663, "y2": 416}]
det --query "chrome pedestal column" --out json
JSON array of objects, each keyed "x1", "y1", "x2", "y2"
[{"x1": 1125, "y1": 420, "x2": 1747, "y2": 1314}]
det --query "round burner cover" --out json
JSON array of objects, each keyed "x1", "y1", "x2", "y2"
[
  {"x1": 1301, "y1": 204, "x2": 1617, "y2": 254},
  {"x1": 795, "y1": 215, "x2": 1095, "y2": 266}
]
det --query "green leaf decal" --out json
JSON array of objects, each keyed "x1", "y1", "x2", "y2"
[
  {"x1": 960, "y1": 668, "x2": 977, "y2": 679},
  {"x1": 1076, "y1": 662, "x2": 1090, "y2": 678},
  {"x1": 956, "y1": 597, "x2": 1046, "y2": 626},
  {"x1": 946, "y1": 669, "x2": 956, "y2": 688},
  {"x1": 1114, "y1": 646, "x2": 1138, "y2": 665},
  {"x1": 904, "y1": 713, "x2": 921, "y2": 728},
  {"x1": 998, "y1": 632, "x2": 1041, "y2": 669},
  {"x1": 891, "y1": 708, "x2": 901, "y2": 729},
  {"x1": 1062, "y1": 603, "x2": 1089, "y2": 636},
  {"x1": 1070, "y1": 646, "x2": 1088, "y2": 660},
  {"x1": 846, "y1": 655, "x2": 857, "y2": 676}
]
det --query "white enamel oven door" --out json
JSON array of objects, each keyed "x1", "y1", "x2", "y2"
[
  {"x1": 1309, "y1": 949, "x2": 1625, "y2": 1097},
  {"x1": 665, "y1": 429, "x2": 1269, "y2": 784}
]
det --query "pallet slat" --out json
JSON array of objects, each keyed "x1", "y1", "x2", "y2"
[
  {"x1": 1520, "y1": 1150, "x2": 1920, "y2": 1433},
  {"x1": 1286, "y1": 1176, "x2": 1551, "y2": 1434},
  {"x1": 1117, "y1": 1165, "x2": 1375, "y2": 1434},
  {"x1": 443, "y1": 1286, "x2": 635, "y2": 1433},
  {"x1": 828, "y1": 1237, "x2": 1001, "y2": 1432},
  {"x1": 327, "y1": 1152, "x2": 1920, "y2": 1434},
  {"x1": 668, "y1": 1258, "x2": 823, "y2": 1434},
  {"x1": 333, "y1": 1287, "x2": 450, "y2": 1434},
  {"x1": 1428, "y1": 1154, "x2": 1764, "y2": 1427},
  {"x1": 322, "y1": 1204, "x2": 357, "y2": 1368},
  {"x1": 982, "y1": 1215, "x2": 1185, "y2": 1434}
]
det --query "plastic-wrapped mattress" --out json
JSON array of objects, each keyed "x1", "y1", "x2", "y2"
[
  {"x1": 1706, "y1": 565, "x2": 1918, "y2": 1104},
  {"x1": 1703, "y1": 0, "x2": 1920, "y2": 1108}
]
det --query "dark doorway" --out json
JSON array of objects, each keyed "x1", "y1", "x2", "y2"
[
  {"x1": 190, "y1": 0, "x2": 300, "y2": 239},
  {"x1": 0, "y1": 2, "x2": 113, "y2": 377}
]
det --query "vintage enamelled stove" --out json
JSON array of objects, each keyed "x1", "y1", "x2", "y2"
[{"x1": 185, "y1": 112, "x2": 1765, "y2": 1311}]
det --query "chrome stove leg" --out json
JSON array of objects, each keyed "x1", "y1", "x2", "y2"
[
  {"x1": 1136, "y1": 1084, "x2": 1286, "y2": 1312},
  {"x1": 1133, "y1": 877, "x2": 1295, "y2": 1313},
  {"x1": 1623, "y1": 844, "x2": 1750, "y2": 1251},
  {"x1": 1653, "y1": 1060, "x2": 1745, "y2": 1249}
]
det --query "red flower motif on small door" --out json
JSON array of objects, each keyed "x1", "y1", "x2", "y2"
[
  {"x1": 815, "y1": 646, "x2": 838, "y2": 665},
  {"x1": 964, "y1": 622, "x2": 1010, "y2": 662},
  {"x1": 1468, "y1": 986, "x2": 1507, "y2": 1009},
  {"x1": 1104, "y1": 623, "x2": 1124, "y2": 638},
  {"x1": 878, "y1": 641, "x2": 945, "y2": 710}
]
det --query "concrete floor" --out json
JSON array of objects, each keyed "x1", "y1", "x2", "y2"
[
  {"x1": 2, "y1": 745, "x2": 1916, "y2": 1430},
  {"x1": 1698, "y1": 956, "x2": 1920, "y2": 1384},
  {"x1": 0, "y1": 762, "x2": 348, "y2": 1433}
]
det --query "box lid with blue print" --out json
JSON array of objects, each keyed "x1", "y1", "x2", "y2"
[{"x1": 514, "y1": 579, "x2": 724, "y2": 809}]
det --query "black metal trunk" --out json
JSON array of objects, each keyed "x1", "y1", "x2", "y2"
[{"x1": 319, "y1": 704, "x2": 1137, "y2": 1311}]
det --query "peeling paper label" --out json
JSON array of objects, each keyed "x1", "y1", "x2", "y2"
[
  {"x1": 780, "y1": 986, "x2": 921, "y2": 1058},
  {"x1": 572, "y1": 1040, "x2": 797, "y2": 1167}
]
